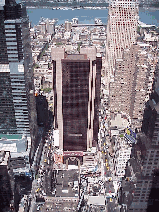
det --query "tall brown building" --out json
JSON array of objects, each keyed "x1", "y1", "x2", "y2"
[
  {"x1": 109, "y1": 43, "x2": 155, "y2": 129},
  {"x1": 51, "y1": 47, "x2": 101, "y2": 161}
]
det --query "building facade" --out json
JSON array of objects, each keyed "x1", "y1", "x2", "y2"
[
  {"x1": 51, "y1": 47, "x2": 101, "y2": 159},
  {"x1": 124, "y1": 82, "x2": 159, "y2": 211},
  {"x1": 0, "y1": 0, "x2": 37, "y2": 159},
  {"x1": 109, "y1": 42, "x2": 157, "y2": 129},
  {"x1": 105, "y1": 0, "x2": 138, "y2": 85}
]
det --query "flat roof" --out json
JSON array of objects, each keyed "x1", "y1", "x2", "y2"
[
  {"x1": 87, "y1": 196, "x2": 105, "y2": 205},
  {"x1": 0, "y1": 134, "x2": 22, "y2": 140},
  {"x1": 0, "y1": 137, "x2": 27, "y2": 153},
  {"x1": 66, "y1": 54, "x2": 87, "y2": 60},
  {"x1": 54, "y1": 170, "x2": 79, "y2": 198}
]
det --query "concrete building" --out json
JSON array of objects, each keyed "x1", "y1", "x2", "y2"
[
  {"x1": 0, "y1": 0, "x2": 37, "y2": 159},
  {"x1": 105, "y1": 0, "x2": 138, "y2": 84},
  {"x1": 124, "y1": 83, "x2": 159, "y2": 211},
  {"x1": 51, "y1": 47, "x2": 101, "y2": 163},
  {"x1": 39, "y1": 22, "x2": 46, "y2": 34},
  {"x1": 114, "y1": 140, "x2": 131, "y2": 177},
  {"x1": 72, "y1": 18, "x2": 79, "y2": 24},
  {"x1": 46, "y1": 19, "x2": 55, "y2": 35},
  {"x1": 0, "y1": 150, "x2": 12, "y2": 211},
  {"x1": 0, "y1": 134, "x2": 31, "y2": 172},
  {"x1": 65, "y1": 20, "x2": 72, "y2": 32},
  {"x1": 109, "y1": 43, "x2": 156, "y2": 129}
]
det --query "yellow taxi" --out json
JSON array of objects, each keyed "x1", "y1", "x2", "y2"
[
  {"x1": 110, "y1": 198, "x2": 113, "y2": 202},
  {"x1": 105, "y1": 159, "x2": 108, "y2": 162},
  {"x1": 36, "y1": 188, "x2": 40, "y2": 193},
  {"x1": 102, "y1": 151, "x2": 104, "y2": 153},
  {"x1": 104, "y1": 143, "x2": 105, "y2": 146},
  {"x1": 106, "y1": 162, "x2": 108, "y2": 167},
  {"x1": 107, "y1": 166, "x2": 109, "y2": 171},
  {"x1": 44, "y1": 159, "x2": 47, "y2": 163}
]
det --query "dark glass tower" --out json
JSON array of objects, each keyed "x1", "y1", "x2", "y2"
[
  {"x1": 0, "y1": 0, "x2": 37, "y2": 158},
  {"x1": 52, "y1": 47, "x2": 101, "y2": 155},
  {"x1": 62, "y1": 56, "x2": 90, "y2": 151}
]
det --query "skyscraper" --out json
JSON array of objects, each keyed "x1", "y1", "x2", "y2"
[
  {"x1": 122, "y1": 66, "x2": 159, "y2": 211},
  {"x1": 126, "y1": 99, "x2": 159, "y2": 211},
  {"x1": 105, "y1": 0, "x2": 138, "y2": 84},
  {"x1": 52, "y1": 47, "x2": 101, "y2": 162},
  {"x1": 109, "y1": 41, "x2": 157, "y2": 129},
  {"x1": 0, "y1": 0, "x2": 37, "y2": 158}
]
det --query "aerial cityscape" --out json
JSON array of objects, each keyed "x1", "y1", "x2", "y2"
[{"x1": 0, "y1": 0, "x2": 159, "y2": 211}]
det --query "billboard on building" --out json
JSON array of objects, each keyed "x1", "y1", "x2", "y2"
[{"x1": 53, "y1": 130, "x2": 59, "y2": 147}]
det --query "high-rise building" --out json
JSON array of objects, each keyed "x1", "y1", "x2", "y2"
[
  {"x1": 65, "y1": 20, "x2": 72, "y2": 32},
  {"x1": 126, "y1": 103, "x2": 159, "y2": 211},
  {"x1": 0, "y1": 0, "x2": 37, "y2": 158},
  {"x1": 109, "y1": 42, "x2": 156, "y2": 129},
  {"x1": 105, "y1": 0, "x2": 138, "y2": 84},
  {"x1": 123, "y1": 71, "x2": 159, "y2": 211},
  {"x1": 51, "y1": 47, "x2": 101, "y2": 162},
  {"x1": 46, "y1": 20, "x2": 55, "y2": 35}
]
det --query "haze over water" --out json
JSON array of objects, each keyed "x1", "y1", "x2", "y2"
[{"x1": 26, "y1": 7, "x2": 159, "y2": 27}]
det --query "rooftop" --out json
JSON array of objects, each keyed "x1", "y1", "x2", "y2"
[
  {"x1": 65, "y1": 54, "x2": 87, "y2": 60},
  {"x1": 55, "y1": 169, "x2": 79, "y2": 198},
  {"x1": 0, "y1": 151, "x2": 10, "y2": 166},
  {"x1": 87, "y1": 196, "x2": 105, "y2": 205},
  {"x1": 0, "y1": 134, "x2": 22, "y2": 140},
  {"x1": 0, "y1": 135, "x2": 28, "y2": 153}
]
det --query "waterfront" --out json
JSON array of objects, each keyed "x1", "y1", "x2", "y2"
[{"x1": 27, "y1": 7, "x2": 159, "y2": 27}]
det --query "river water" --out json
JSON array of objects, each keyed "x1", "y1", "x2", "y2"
[{"x1": 26, "y1": 7, "x2": 159, "y2": 27}]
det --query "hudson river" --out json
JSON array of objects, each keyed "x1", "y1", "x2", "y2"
[{"x1": 26, "y1": 7, "x2": 159, "y2": 27}]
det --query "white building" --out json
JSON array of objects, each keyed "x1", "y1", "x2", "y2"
[{"x1": 114, "y1": 138, "x2": 132, "y2": 177}]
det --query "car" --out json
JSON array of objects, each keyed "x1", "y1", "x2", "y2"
[
  {"x1": 36, "y1": 188, "x2": 40, "y2": 193},
  {"x1": 52, "y1": 190, "x2": 55, "y2": 195},
  {"x1": 37, "y1": 206, "x2": 40, "y2": 211},
  {"x1": 42, "y1": 191, "x2": 46, "y2": 196},
  {"x1": 44, "y1": 159, "x2": 47, "y2": 163}
]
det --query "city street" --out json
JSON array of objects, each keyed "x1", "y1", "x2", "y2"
[{"x1": 29, "y1": 128, "x2": 55, "y2": 211}]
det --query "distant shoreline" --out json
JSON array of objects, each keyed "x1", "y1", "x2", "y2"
[
  {"x1": 25, "y1": 6, "x2": 159, "y2": 10},
  {"x1": 21, "y1": 0, "x2": 159, "y2": 9},
  {"x1": 24, "y1": 4, "x2": 159, "y2": 10},
  {"x1": 26, "y1": 6, "x2": 109, "y2": 9}
]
